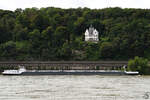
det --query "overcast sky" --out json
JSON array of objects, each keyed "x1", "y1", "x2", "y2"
[{"x1": 0, "y1": 0, "x2": 150, "y2": 11}]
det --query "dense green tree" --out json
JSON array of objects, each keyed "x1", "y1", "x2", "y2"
[
  {"x1": 16, "y1": 41, "x2": 31, "y2": 60},
  {"x1": 128, "y1": 56, "x2": 150, "y2": 74},
  {"x1": 54, "y1": 26, "x2": 69, "y2": 46},
  {"x1": 84, "y1": 43, "x2": 99, "y2": 60},
  {"x1": 41, "y1": 26, "x2": 54, "y2": 40},
  {"x1": 58, "y1": 42, "x2": 72, "y2": 60},
  {"x1": 0, "y1": 7, "x2": 150, "y2": 61},
  {"x1": 99, "y1": 42, "x2": 115, "y2": 60},
  {"x1": 13, "y1": 24, "x2": 28, "y2": 41},
  {"x1": 0, "y1": 41, "x2": 16, "y2": 58},
  {"x1": 74, "y1": 17, "x2": 86, "y2": 36}
]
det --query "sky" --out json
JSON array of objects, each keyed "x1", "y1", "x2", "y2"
[{"x1": 0, "y1": 0, "x2": 150, "y2": 11}]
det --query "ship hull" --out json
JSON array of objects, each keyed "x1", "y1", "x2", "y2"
[
  {"x1": 2, "y1": 70, "x2": 139, "y2": 75},
  {"x1": 20, "y1": 71, "x2": 126, "y2": 75}
]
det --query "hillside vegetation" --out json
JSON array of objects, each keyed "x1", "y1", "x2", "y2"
[{"x1": 0, "y1": 7, "x2": 150, "y2": 61}]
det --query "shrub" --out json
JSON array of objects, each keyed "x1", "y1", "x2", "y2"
[{"x1": 128, "y1": 56, "x2": 150, "y2": 75}]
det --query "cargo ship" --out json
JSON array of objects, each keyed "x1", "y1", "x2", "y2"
[{"x1": 2, "y1": 65, "x2": 139, "y2": 75}]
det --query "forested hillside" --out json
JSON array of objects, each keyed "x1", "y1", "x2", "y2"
[{"x1": 0, "y1": 7, "x2": 150, "y2": 61}]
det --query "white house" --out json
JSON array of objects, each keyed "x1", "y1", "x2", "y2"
[{"x1": 85, "y1": 25, "x2": 99, "y2": 42}]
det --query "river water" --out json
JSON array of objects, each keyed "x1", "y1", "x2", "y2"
[{"x1": 0, "y1": 75, "x2": 150, "y2": 100}]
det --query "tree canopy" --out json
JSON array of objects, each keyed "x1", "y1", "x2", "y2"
[{"x1": 0, "y1": 7, "x2": 150, "y2": 61}]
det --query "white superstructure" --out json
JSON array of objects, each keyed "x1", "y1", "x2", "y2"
[
  {"x1": 85, "y1": 25, "x2": 99, "y2": 42},
  {"x1": 2, "y1": 65, "x2": 26, "y2": 75}
]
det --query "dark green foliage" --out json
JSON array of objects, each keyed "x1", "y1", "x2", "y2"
[
  {"x1": 0, "y1": 7, "x2": 150, "y2": 61},
  {"x1": 99, "y1": 42, "x2": 115, "y2": 60},
  {"x1": 0, "y1": 41, "x2": 16, "y2": 59},
  {"x1": 128, "y1": 56, "x2": 150, "y2": 75}
]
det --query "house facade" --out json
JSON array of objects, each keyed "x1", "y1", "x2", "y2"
[{"x1": 85, "y1": 25, "x2": 99, "y2": 42}]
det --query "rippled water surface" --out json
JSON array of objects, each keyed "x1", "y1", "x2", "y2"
[{"x1": 0, "y1": 75, "x2": 150, "y2": 100}]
